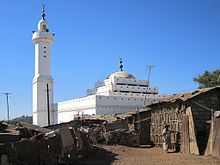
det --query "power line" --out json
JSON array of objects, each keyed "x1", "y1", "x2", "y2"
[{"x1": 2, "y1": 92, "x2": 12, "y2": 121}]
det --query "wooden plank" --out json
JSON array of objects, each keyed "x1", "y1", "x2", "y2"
[
  {"x1": 182, "y1": 114, "x2": 189, "y2": 154},
  {"x1": 212, "y1": 117, "x2": 220, "y2": 157},
  {"x1": 204, "y1": 116, "x2": 213, "y2": 156},
  {"x1": 186, "y1": 107, "x2": 200, "y2": 155}
]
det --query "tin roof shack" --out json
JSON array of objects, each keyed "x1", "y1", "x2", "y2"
[{"x1": 148, "y1": 86, "x2": 220, "y2": 155}]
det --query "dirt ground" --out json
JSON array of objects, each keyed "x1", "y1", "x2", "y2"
[{"x1": 80, "y1": 145, "x2": 220, "y2": 165}]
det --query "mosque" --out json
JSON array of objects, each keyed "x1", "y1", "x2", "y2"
[{"x1": 32, "y1": 6, "x2": 165, "y2": 126}]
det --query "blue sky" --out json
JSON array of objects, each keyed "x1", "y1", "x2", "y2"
[{"x1": 0, "y1": 0, "x2": 219, "y2": 120}]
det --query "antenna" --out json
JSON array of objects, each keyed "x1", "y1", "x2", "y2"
[
  {"x1": 146, "y1": 65, "x2": 154, "y2": 87},
  {"x1": 143, "y1": 65, "x2": 154, "y2": 106},
  {"x1": 2, "y1": 92, "x2": 12, "y2": 121}
]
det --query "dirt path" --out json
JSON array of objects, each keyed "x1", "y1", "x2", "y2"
[{"x1": 81, "y1": 145, "x2": 220, "y2": 165}]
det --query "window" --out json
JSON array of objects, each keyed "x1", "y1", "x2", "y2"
[
  {"x1": 42, "y1": 24, "x2": 47, "y2": 31},
  {"x1": 44, "y1": 51, "x2": 46, "y2": 53}
]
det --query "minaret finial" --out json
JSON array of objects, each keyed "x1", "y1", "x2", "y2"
[
  {"x1": 42, "y1": 4, "x2": 46, "y2": 20},
  {"x1": 119, "y1": 58, "x2": 123, "y2": 71}
]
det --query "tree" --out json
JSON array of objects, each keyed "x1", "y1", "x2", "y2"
[{"x1": 193, "y1": 69, "x2": 220, "y2": 88}]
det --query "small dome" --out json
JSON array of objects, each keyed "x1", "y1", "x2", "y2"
[{"x1": 108, "y1": 71, "x2": 135, "y2": 79}]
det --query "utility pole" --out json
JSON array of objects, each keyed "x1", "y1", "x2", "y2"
[
  {"x1": 46, "y1": 84, "x2": 50, "y2": 126},
  {"x1": 218, "y1": 74, "x2": 220, "y2": 85},
  {"x1": 146, "y1": 65, "x2": 154, "y2": 87},
  {"x1": 136, "y1": 107, "x2": 141, "y2": 135},
  {"x1": 2, "y1": 92, "x2": 12, "y2": 121}
]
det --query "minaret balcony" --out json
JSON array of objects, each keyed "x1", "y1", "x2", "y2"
[{"x1": 32, "y1": 31, "x2": 54, "y2": 43}]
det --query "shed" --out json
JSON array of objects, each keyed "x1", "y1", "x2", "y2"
[{"x1": 146, "y1": 86, "x2": 220, "y2": 155}]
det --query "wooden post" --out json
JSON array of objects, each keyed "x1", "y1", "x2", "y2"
[{"x1": 182, "y1": 114, "x2": 189, "y2": 154}]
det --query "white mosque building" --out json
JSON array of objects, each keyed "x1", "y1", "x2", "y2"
[
  {"x1": 32, "y1": 6, "x2": 165, "y2": 126},
  {"x1": 57, "y1": 60, "x2": 165, "y2": 123}
]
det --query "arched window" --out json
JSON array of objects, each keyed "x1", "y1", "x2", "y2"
[{"x1": 42, "y1": 24, "x2": 47, "y2": 31}]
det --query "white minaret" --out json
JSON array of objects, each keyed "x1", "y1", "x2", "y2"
[{"x1": 32, "y1": 5, "x2": 56, "y2": 126}]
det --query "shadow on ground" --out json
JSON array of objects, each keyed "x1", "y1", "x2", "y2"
[{"x1": 79, "y1": 146, "x2": 118, "y2": 165}]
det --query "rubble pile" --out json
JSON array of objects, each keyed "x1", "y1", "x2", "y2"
[
  {"x1": 74, "y1": 115, "x2": 140, "y2": 147},
  {"x1": 0, "y1": 112, "x2": 143, "y2": 164},
  {"x1": 0, "y1": 122, "x2": 93, "y2": 164},
  {"x1": 105, "y1": 129, "x2": 139, "y2": 147}
]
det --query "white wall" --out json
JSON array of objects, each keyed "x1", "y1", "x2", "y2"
[
  {"x1": 95, "y1": 95, "x2": 142, "y2": 115},
  {"x1": 32, "y1": 76, "x2": 54, "y2": 126},
  {"x1": 57, "y1": 95, "x2": 96, "y2": 123},
  {"x1": 95, "y1": 94, "x2": 164, "y2": 115},
  {"x1": 57, "y1": 90, "x2": 164, "y2": 122},
  {"x1": 96, "y1": 105, "x2": 137, "y2": 115}
]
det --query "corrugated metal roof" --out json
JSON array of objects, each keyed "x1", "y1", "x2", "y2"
[
  {"x1": 21, "y1": 123, "x2": 52, "y2": 133},
  {"x1": 149, "y1": 86, "x2": 220, "y2": 106}
]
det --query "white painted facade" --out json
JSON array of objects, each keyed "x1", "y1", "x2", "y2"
[
  {"x1": 57, "y1": 71, "x2": 165, "y2": 123},
  {"x1": 32, "y1": 7, "x2": 57, "y2": 127}
]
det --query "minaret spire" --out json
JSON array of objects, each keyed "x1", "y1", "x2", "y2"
[
  {"x1": 119, "y1": 58, "x2": 123, "y2": 71},
  {"x1": 42, "y1": 4, "x2": 46, "y2": 20}
]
